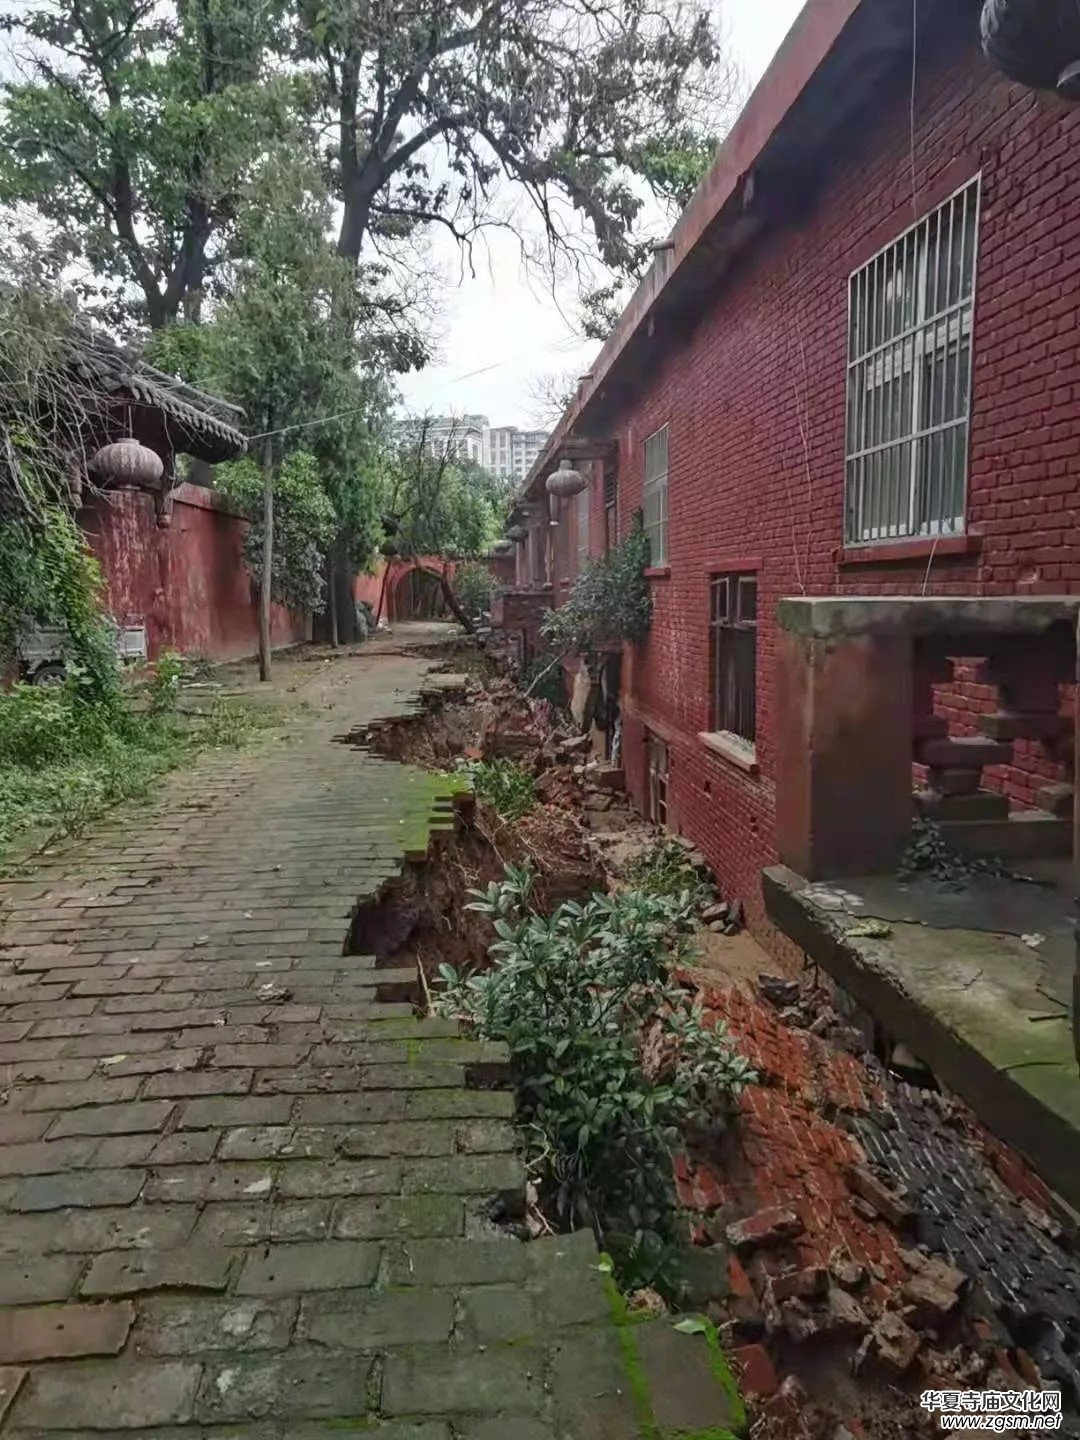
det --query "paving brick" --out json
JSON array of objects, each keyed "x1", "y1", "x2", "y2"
[
  {"x1": 405, "y1": 1088, "x2": 516, "y2": 1120},
  {"x1": 0, "y1": 1136, "x2": 99, "y2": 1176},
  {"x1": 14, "y1": 1076, "x2": 141, "y2": 1111},
  {"x1": 0, "y1": 1255, "x2": 81, "y2": 1305},
  {"x1": 0, "y1": 1112, "x2": 49, "y2": 1144},
  {"x1": 81, "y1": 1246, "x2": 234, "y2": 1297},
  {"x1": 16, "y1": 1204, "x2": 199, "y2": 1255},
  {"x1": 456, "y1": 1119, "x2": 518, "y2": 1153},
  {"x1": 194, "y1": 1200, "x2": 331, "y2": 1246},
  {"x1": 402, "y1": 1154, "x2": 524, "y2": 1197},
  {"x1": 237, "y1": 1241, "x2": 380, "y2": 1295},
  {"x1": 0, "y1": 1300, "x2": 134, "y2": 1362},
  {"x1": 178, "y1": 1094, "x2": 292, "y2": 1129},
  {"x1": 135, "y1": 1295, "x2": 299, "y2": 1356},
  {"x1": 332, "y1": 1196, "x2": 465, "y2": 1240},
  {"x1": 96, "y1": 1046, "x2": 205, "y2": 1077},
  {"x1": 276, "y1": 1158, "x2": 402, "y2": 1198},
  {"x1": 292, "y1": 1092, "x2": 406, "y2": 1124},
  {"x1": 48, "y1": 1099, "x2": 174, "y2": 1137},
  {"x1": 382, "y1": 1346, "x2": 543, "y2": 1416},
  {"x1": 386, "y1": 1237, "x2": 530, "y2": 1287},
  {"x1": 145, "y1": 1163, "x2": 275, "y2": 1204},
  {"x1": 219, "y1": 1125, "x2": 334, "y2": 1161},
  {"x1": 335, "y1": 1121, "x2": 457, "y2": 1158},
  {"x1": 458, "y1": 1286, "x2": 539, "y2": 1344},
  {"x1": 10, "y1": 1358, "x2": 201, "y2": 1430},
  {"x1": 300, "y1": 1289, "x2": 455, "y2": 1348},
  {"x1": 0, "y1": 1366, "x2": 25, "y2": 1427},
  {"x1": 212, "y1": 1043, "x2": 311, "y2": 1068},
  {"x1": 10, "y1": 1168, "x2": 146, "y2": 1211},
  {"x1": 196, "y1": 1349, "x2": 375, "y2": 1422},
  {"x1": 144, "y1": 1069, "x2": 253, "y2": 1099},
  {"x1": 150, "y1": 1131, "x2": 221, "y2": 1165}
]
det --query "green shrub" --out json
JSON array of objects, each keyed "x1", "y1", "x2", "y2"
[
  {"x1": 436, "y1": 867, "x2": 756, "y2": 1286},
  {"x1": 147, "y1": 651, "x2": 185, "y2": 715},
  {"x1": 457, "y1": 757, "x2": 537, "y2": 821},
  {"x1": 624, "y1": 837, "x2": 714, "y2": 908},
  {"x1": 541, "y1": 516, "x2": 651, "y2": 660},
  {"x1": 452, "y1": 562, "x2": 496, "y2": 624}
]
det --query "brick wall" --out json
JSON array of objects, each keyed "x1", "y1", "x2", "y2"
[
  {"x1": 83, "y1": 484, "x2": 308, "y2": 663},
  {"x1": 590, "y1": 26, "x2": 1080, "y2": 950}
]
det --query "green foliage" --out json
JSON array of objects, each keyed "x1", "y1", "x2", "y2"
[
  {"x1": 458, "y1": 758, "x2": 537, "y2": 822},
  {"x1": 147, "y1": 652, "x2": 185, "y2": 715},
  {"x1": 897, "y1": 815, "x2": 1016, "y2": 888},
  {"x1": 436, "y1": 868, "x2": 756, "y2": 1282},
  {"x1": 0, "y1": 0, "x2": 306, "y2": 329},
  {"x1": 624, "y1": 838, "x2": 714, "y2": 909},
  {"x1": 217, "y1": 451, "x2": 336, "y2": 612},
  {"x1": 0, "y1": 680, "x2": 274, "y2": 866},
  {"x1": 382, "y1": 437, "x2": 504, "y2": 562},
  {"x1": 452, "y1": 562, "x2": 496, "y2": 624},
  {"x1": 542, "y1": 519, "x2": 652, "y2": 660},
  {"x1": 520, "y1": 654, "x2": 568, "y2": 710}
]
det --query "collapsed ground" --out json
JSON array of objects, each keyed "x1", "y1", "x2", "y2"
[{"x1": 352, "y1": 636, "x2": 1080, "y2": 1440}]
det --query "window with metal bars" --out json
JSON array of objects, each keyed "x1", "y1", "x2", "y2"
[
  {"x1": 710, "y1": 574, "x2": 757, "y2": 746},
  {"x1": 646, "y1": 731, "x2": 669, "y2": 827},
  {"x1": 603, "y1": 460, "x2": 617, "y2": 552},
  {"x1": 845, "y1": 177, "x2": 980, "y2": 544},
  {"x1": 643, "y1": 426, "x2": 669, "y2": 564}
]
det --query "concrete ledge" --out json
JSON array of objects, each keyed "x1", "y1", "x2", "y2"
[
  {"x1": 762, "y1": 863, "x2": 1080, "y2": 1211},
  {"x1": 776, "y1": 595, "x2": 1080, "y2": 640}
]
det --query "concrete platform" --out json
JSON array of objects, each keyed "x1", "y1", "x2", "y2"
[{"x1": 763, "y1": 862, "x2": 1080, "y2": 1211}]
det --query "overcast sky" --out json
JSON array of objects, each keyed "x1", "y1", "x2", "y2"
[{"x1": 397, "y1": 0, "x2": 808, "y2": 429}]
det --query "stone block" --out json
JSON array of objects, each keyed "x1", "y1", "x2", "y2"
[
  {"x1": 276, "y1": 1158, "x2": 402, "y2": 1198},
  {"x1": 300, "y1": 1289, "x2": 455, "y2": 1349},
  {"x1": 80, "y1": 1246, "x2": 234, "y2": 1297},
  {"x1": 11, "y1": 1168, "x2": 146, "y2": 1211},
  {"x1": 136, "y1": 1296, "x2": 298, "y2": 1355},
  {"x1": 634, "y1": 1320, "x2": 740, "y2": 1434},
  {"x1": 458, "y1": 1285, "x2": 538, "y2": 1343},
  {"x1": 402, "y1": 1153, "x2": 523, "y2": 1199},
  {"x1": 382, "y1": 1346, "x2": 543, "y2": 1417},
  {"x1": 386, "y1": 1237, "x2": 529, "y2": 1287},
  {"x1": 237, "y1": 1241, "x2": 380, "y2": 1295},
  {"x1": 196, "y1": 1350, "x2": 375, "y2": 1422},
  {"x1": 333, "y1": 1195, "x2": 464, "y2": 1241},
  {"x1": 0, "y1": 1301, "x2": 134, "y2": 1362},
  {"x1": 547, "y1": 1327, "x2": 640, "y2": 1440},
  {"x1": 0, "y1": 1255, "x2": 80, "y2": 1305},
  {"x1": 10, "y1": 1359, "x2": 200, "y2": 1430}
]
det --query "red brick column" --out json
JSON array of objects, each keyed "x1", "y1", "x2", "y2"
[{"x1": 775, "y1": 627, "x2": 913, "y2": 878}]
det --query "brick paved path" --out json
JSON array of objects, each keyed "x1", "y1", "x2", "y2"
[{"x1": 0, "y1": 640, "x2": 741, "y2": 1439}]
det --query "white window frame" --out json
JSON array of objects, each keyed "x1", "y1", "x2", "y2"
[
  {"x1": 844, "y1": 177, "x2": 980, "y2": 545},
  {"x1": 576, "y1": 482, "x2": 589, "y2": 571},
  {"x1": 643, "y1": 425, "x2": 669, "y2": 565}
]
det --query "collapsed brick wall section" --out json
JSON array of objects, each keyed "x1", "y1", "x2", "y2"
[{"x1": 565, "y1": 22, "x2": 1080, "y2": 944}]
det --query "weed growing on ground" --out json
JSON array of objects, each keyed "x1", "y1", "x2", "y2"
[
  {"x1": 457, "y1": 756, "x2": 537, "y2": 821},
  {"x1": 897, "y1": 815, "x2": 1017, "y2": 888},
  {"x1": 0, "y1": 672, "x2": 277, "y2": 868},
  {"x1": 624, "y1": 836, "x2": 714, "y2": 909},
  {"x1": 436, "y1": 865, "x2": 756, "y2": 1290}
]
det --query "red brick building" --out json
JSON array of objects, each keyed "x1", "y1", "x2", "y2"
[{"x1": 512, "y1": 0, "x2": 1080, "y2": 947}]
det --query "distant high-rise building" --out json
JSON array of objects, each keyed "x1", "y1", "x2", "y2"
[
  {"x1": 394, "y1": 414, "x2": 549, "y2": 482},
  {"x1": 482, "y1": 426, "x2": 549, "y2": 482}
]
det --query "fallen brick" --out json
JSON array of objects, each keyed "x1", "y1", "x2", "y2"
[
  {"x1": 870, "y1": 1311, "x2": 921, "y2": 1372},
  {"x1": 732, "y1": 1343, "x2": 779, "y2": 1397},
  {"x1": 901, "y1": 1259, "x2": 966, "y2": 1328},
  {"x1": 847, "y1": 1165, "x2": 915, "y2": 1229},
  {"x1": 772, "y1": 1265, "x2": 828, "y2": 1302},
  {"x1": 726, "y1": 1206, "x2": 804, "y2": 1253}
]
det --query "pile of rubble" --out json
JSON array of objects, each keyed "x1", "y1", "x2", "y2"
[{"x1": 666, "y1": 974, "x2": 1079, "y2": 1438}]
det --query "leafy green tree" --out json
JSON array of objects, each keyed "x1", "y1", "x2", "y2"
[
  {"x1": 0, "y1": 0, "x2": 304, "y2": 330},
  {"x1": 215, "y1": 451, "x2": 336, "y2": 612}
]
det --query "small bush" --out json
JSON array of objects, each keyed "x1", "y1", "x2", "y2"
[
  {"x1": 453, "y1": 562, "x2": 496, "y2": 625},
  {"x1": 624, "y1": 836, "x2": 714, "y2": 908},
  {"x1": 436, "y1": 867, "x2": 756, "y2": 1287},
  {"x1": 147, "y1": 651, "x2": 185, "y2": 715},
  {"x1": 458, "y1": 757, "x2": 537, "y2": 821}
]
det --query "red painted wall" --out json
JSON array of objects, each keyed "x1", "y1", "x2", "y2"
[
  {"x1": 548, "y1": 28, "x2": 1080, "y2": 950},
  {"x1": 83, "y1": 484, "x2": 308, "y2": 663}
]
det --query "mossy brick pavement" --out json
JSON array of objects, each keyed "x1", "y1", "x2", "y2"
[{"x1": 0, "y1": 639, "x2": 744, "y2": 1439}]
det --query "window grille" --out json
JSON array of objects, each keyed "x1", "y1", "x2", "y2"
[
  {"x1": 845, "y1": 178, "x2": 980, "y2": 543},
  {"x1": 710, "y1": 575, "x2": 757, "y2": 745},
  {"x1": 643, "y1": 426, "x2": 669, "y2": 564},
  {"x1": 646, "y1": 731, "x2": 669, "y2": 827}
]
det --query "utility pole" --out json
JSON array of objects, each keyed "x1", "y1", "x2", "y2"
[{"x1": 259, "y1": 430, "x2": 274, "y2": 682}]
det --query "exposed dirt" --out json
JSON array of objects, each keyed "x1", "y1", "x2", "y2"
[{"x1": 340, "y1": 636, "x2": 1078, "y2": 1440}]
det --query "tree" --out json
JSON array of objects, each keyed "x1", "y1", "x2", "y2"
[
  {"x1": 0, "y1": 0, "x2": 304, "y2": 330},
  {"x1": 149, "y1": 152, "x2": 388, "y2": 673},
  {"x1": 295, "y1": 0, "x2": 739, "y2": 282}
]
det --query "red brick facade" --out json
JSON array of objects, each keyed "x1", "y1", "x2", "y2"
[{"x1": 535, "y1": 10, "x2": 1080, "y2": 950}]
